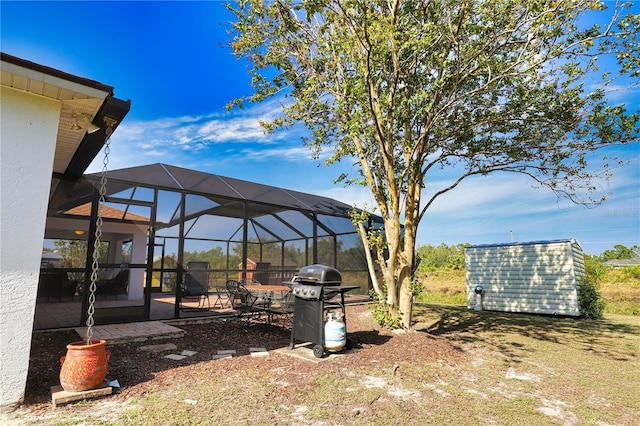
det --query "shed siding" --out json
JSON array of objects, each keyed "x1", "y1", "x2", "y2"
[
  {"x1": 465, "y1": 240, "x2": 583, "y2": 316},
  {"x1": 572, "y1": 242, "x2": 586, "y2": 280}
]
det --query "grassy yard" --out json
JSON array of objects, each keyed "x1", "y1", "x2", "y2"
[{"x1": 410, "y1": 305, "x2": 640, "y2": 425}]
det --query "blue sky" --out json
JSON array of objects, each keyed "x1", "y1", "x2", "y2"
[{"x1": 2, "y1": 1, "x2": 638, "y2": 255}]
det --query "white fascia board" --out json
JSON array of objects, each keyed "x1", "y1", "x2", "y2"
[{"x1": 1, "y1": 61, "x2": 110, "y2": 100}]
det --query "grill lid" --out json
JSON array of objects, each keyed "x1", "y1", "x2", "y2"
[{"x1": 297, "y1": 264, "x2": 342, "y2": 285}]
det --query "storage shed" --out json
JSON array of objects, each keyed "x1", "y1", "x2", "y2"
[{"x1": 465, "y1": 239, "x2": 586, "y2": 316}]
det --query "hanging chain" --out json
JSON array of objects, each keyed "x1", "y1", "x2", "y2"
[{"x1": 85, "y1": 124, "x2": 114, "y2": 344}]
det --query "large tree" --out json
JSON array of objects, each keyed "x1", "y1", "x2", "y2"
[{"x1": 228, "y1": 0, "x2": 639, "y2": 329}]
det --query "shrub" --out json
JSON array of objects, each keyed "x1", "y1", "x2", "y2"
[
  {"x1": 622, "y1": 265, "x2": 640, "y2": 282},
  {"x1": 577, "y1": 275, "x2": 606, "y2": 319},
  {"x1": 584, "y1": 255, "x2": 607, "y2": 284},
  {"x1": 409, "y1": 277, "x2": 424, "y2": 298},
  {"x1": 369, "y1": 289, "x2": 401, "y2": 329},
  {"x1": 416, "y1": 243, "x2": 469, "y2": 272}
]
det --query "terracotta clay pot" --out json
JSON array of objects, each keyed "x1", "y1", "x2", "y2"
[{"x1": 59, "y1": 339, "x2": 110, "y2": 392}]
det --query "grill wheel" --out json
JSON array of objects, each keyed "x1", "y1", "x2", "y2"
[{"x1": 313, "y1": 344, "x2": 324, "y2": 358}]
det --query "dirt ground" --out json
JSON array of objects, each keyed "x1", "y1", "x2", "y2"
[
  {"x1": 20, "y1": 304, "x2": 461, "y2": 409},
  {"x1": 6, "y1": 303, "x2": 639, "y2": 425}
]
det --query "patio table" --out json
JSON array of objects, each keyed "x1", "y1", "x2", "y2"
[{"x1": 244, "y1": 284, "x2": 292, "y2": 324}]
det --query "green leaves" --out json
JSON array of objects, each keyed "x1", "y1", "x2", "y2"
[
  {"x1": 228, "y1": 0, "x2": 639, "y2": 328},
  {"x1": 577, "y1": 275, "x2": 606, "y2": 319}
]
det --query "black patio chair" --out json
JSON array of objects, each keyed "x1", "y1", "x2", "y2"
[
  {"x1": 265, "y1": 289, "x2": 294, "y2": 326},
  {"x1": 37, "y1": 270, "x2": 78, "y2": 302},
  {"x1": 97, "y1": 269, "x2": 129, "y2": 300},
  {"x1": 226, "y1": 279, "x2": 267, "y2": 325},
  {"x1": 180, "y1": 262, "x2": 210, "y2": 311}
]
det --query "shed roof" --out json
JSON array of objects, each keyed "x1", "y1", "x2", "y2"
[{"x1": 467, "y1": 239, "x2": 581, "y2": 250}]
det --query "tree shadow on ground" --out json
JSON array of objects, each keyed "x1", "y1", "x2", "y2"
[
  {"x1": 347, "y1": 329, "x2": 393, "y2": 349},
  {"x1": 415, "y1": 303, "x2": 640, "y2": 363}
]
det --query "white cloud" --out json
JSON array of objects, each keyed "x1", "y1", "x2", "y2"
[
  {"x1": 87, "y1": 100, "x2": 301, "y2": 172},
  {"x1": 316, "y1": 185, "x2": 378, "y2": 211},
  {"x1": 239, "y1": 145, "x2": 314, "y2": 162},
  {"x1": 417, "y1": 162, "x2": 639, "y2": 253}
]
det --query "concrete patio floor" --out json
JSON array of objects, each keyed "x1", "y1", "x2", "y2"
[
  {"x1": 33, "y1": 291, "x2": 238, "y2": 331},
  {"x1": 33, "y1": 292, "x2": 371, "y2": 343}
]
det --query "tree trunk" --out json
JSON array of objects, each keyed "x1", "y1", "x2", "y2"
[
  {"x1": 353, "y1": 197, "x2": 417, "y2": 329},
  {"x1": 398, "y1": 196, "x2": 418, "y2": 329},
  {"x1": 399, "y1": 282, "x2": 414, "y2": 330},
  {"x1": 397, "y1": 254, "x2": 414, "y2": 329},
  {"x1": 356, "y1": 222, "x2": 383, "y2": 295}
]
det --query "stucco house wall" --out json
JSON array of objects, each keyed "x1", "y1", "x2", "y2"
[
  {"x1": 1, "y1": 53, "x2": 126, "y2": 411},
  {"x1": 0, "y1": 86, "x2": 60, "y2": 409}
]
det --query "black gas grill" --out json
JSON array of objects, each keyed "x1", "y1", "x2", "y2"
[
  {"x1": 296, "y1": 263, "x2": 343, "y2": 286},
  {"x1": 288, "y1": 264, "x2": 358, "y2": 358}
]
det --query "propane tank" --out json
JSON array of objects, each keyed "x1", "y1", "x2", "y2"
[{"x1": 324, "y1": 312, "x2": 346, "y2": 351}]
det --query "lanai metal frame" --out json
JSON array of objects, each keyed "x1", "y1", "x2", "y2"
[{"x1": 47, "y1": 163, "x2": 383, "y2": 321}]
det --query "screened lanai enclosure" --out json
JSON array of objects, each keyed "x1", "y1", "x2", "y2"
[{"x1": 37, "y1": 163, "x2": 382, "y2": 329}]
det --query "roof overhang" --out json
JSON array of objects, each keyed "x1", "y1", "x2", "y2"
[{"x1": 1, "y1": 52, "x2": 130, "y2": 179}]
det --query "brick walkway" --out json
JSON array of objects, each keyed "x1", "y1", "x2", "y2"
[{"x1": 74, "y1": 321, "x2": 185, "y2": 344}]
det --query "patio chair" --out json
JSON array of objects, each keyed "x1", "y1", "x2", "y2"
[
  {"x1": 266, "y1": 289, "x2": 294, "y2": 326},
  {"x1": 226, "y1": 279, "x2": 267, "y2": 325},
  {"x1": 37, "y1": 270, "x2": 78, "y2": 302},
  {"x1": 97, "y1": 269, "x2": 129, "y2": 300},
  {"x1": 180, "y1": 261, "x2": 210, "y2": 311}
]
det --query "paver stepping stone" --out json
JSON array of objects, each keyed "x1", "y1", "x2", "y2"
[
  {"x1": 164, "y1": 353, "x2": 187, "y2": 360},
  {"x1": 212, "y1": 353, "x2": 233, "y2": 360},
  {"x1": 249, "y1": 347, "x2": 269, "y2": 357}
]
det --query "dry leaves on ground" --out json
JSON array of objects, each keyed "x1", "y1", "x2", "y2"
[{"x1": 24, "y1": 304, "x2": 462, "y2": 408}]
